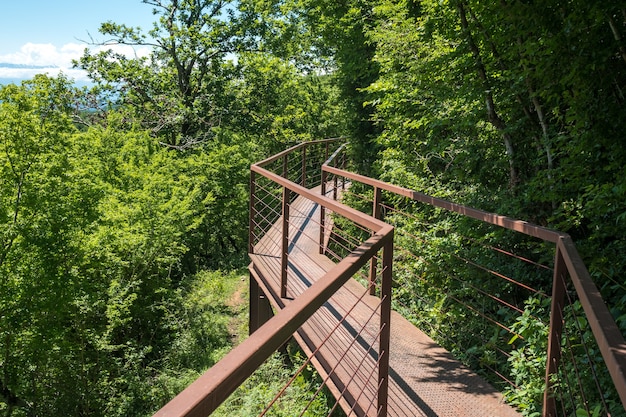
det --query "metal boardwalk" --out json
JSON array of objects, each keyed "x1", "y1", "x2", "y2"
[{"x1": 249, "y1": 190, "x2": 521, "y2": 417}]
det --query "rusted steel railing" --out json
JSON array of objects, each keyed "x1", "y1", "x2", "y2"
[
  {"x1": 155, "y1": 139, "x2": 625, "y2": 417},
  {"x1": 155, "y1": 139, "x2": 394, "y2": 417},
  {"x1": 154, "y1": 231, "x2": 392, "y2": 417},
  {"x1": 249, "y1": 139, "x2": 393, "y2": 416},
  {"x1": 322, "y1": 145, "x2": 626, "y2": 417}
]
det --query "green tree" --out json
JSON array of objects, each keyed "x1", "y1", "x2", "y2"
[
  {"x1": 78, "y1": 0, "x2": 243, "y2": 148},
  {"x1": 285, "y1": 0, "x2": 381, "y2": 172},
  {"x1": 365, "y1": 0, "x2": 626, "y2": 226},
  {"x1": 0, "y1": 75, "x2": 103, "y2": 415},
  {"x1": 0, "y1": 76, "x2": 239, "y2": 416},
  {"x1": 360, "y1": 0, "x2": 626, "y2": 412},
  {"x1": 364, "y1": 0, "x2": 511, "y2": 199},
  {"x1": 225, "y1": 52, "x2": 346, "y2": 153}
]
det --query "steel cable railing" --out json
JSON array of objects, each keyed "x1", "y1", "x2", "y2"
[
  {"x1": 322, "y1": 145, "x2": 626, "y2": 417},
  {"x1": 332, "y1": 184, "x2": 550, "y2": 391},
  {"x1": 294, "y1": 278, "x2": 382, "y2": 416},
  {"x1": 154, "y1": 138, "x2": 397, "y2": 417},
  {"x1": 247, "y1": 140, "x2": 393, "y2": 416},
  {"x1": 155, "y1": 139, "x2": 625, "y2": 417}
]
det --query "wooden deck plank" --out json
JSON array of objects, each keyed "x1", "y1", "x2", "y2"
[{"x1": 250, "y1": 190, "x2": 522, "y2": 417}]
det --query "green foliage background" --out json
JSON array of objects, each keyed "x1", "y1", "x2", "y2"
[
  {"x1": 0, "y1": 8, "x2": 346, "y2": 411},
  {"x1": 2, "y1": 0, "x2": 626, "y2": 415}
]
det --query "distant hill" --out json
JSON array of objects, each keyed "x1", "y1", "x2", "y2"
[
  {"x1": 0, "y1": 63, "x2": 92, "y2": 88},
  {"x1": 0, "y1": 63, "x2": 56, "y2": 69},
  {"x1": 0, "y1": 62, "x2": 58, "y2": 86}
]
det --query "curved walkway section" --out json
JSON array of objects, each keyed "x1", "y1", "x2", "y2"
[{"x1": 249, "y1": 190, "x2": 521, "y2": 417}]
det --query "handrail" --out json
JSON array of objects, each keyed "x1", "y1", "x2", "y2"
[
  {"x1": 254, "y1": 137, "x2": 342, "y2": 168},
  {"x1": 153, "y1": 229, "x2": 392, "y2": 417},
  {"x1": 556, "y1": 236, "x2": 626, "y2": 407},
  {"x1": 249, "y1": 140, "x2": 394, "y2": 415},
  {"x1": 155, "y1": 138, "x2": 394, "y2": 417},
  {"x1": 156, "y1": 139, "x2": 625, "y2": 417},
  {"x1": 322, "y1": 145, "x2": 626, "y2": 416},
  {"x1": 252, "y1": 164, "x2": 388, "y2": 233},
  {"x1": 323, "y1": 163, "x2": 562, "y2": 243}
]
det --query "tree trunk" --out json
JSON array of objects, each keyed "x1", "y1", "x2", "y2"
[
  {"x1": 457, "y1": 1, "x2": 518, "y2": 187},
  {"x1": 608, "y1": 13, "x2": 626, "y2": 65},
  {"x1": 468, "y1": 5, "x2": 554, "y2": 181}
]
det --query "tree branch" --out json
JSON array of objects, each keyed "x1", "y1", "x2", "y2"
[
  {"x1": 608, "y1": 13, "x2": 626, "y2": 65},
  {"x1": 457, "y1": 0, "x2": 518, "y2": 187}
]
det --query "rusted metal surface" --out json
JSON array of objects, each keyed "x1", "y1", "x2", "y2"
[
  {"x1": 248, "y1": 171, "x2": 256, "y2": 255},
  {"x1": 248, "y1": 275, "x2": 273, "y2": 335},
  {"x1": 377, "y1": 238, "x2": 393, "y2": 417},
  {"x1": 251, "y1": 194, "x2": 521, "y2": 416},
  {"x1": 369, "y1": 186, "x2": 383, "y2": 296},
  {"x1": 155, "y1": 139, "x2": 625, "y2": 417},
  {"x1": 543, "y1": 244, "x2": 567, "y2": 417},
  {"x1": 154, "y1": 230, "x2": 391, "y2": 417},
  {"x1": 251, "y1": 164, "x2": 387, "y2": 233},
  {"x1": 324, "y1": 145, "x2": 626, "y2": 416},
  {"x1": 280, "y1": 187, "x2": 290, "y2": 298},
  {"x1": 249, "y1": 183, "x2": 394, "y2": 415},
  {"x1": 322, "y1": 164, "x2": 562, "y2": 243},
  {"x1": 557, "y1": 236, "x2": 626, "y2": 408}
]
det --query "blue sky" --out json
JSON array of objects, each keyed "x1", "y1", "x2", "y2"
[{"x1": 0, "y1": 1, "x2": 158, "y2": 82}]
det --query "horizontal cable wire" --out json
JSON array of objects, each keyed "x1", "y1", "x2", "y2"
[{"x1": 264, "y1": 280, "x2": 384, "y2": 416}]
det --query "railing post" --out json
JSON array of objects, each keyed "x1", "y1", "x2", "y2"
[
  {"x1": 281, "y1": 187, "x2": 290, "y2": 299},
  {"x1": 249, "y1": 274, "x2": 273, "y2": 335},
  {"x1": 369, "y1": 187, "x2": 382, "y2": 295},
  {"x1": 301, "y1": 146, "x2": 307, "y2": 188},
  {"x1": 249, "y1": 170, "x2": 256, "y2": 255},
  {"x1": 320, "y1": 169, "x2": 327, "y2": 254},
  {"x1": 378, "y1": 234, "x2": 393, "y2": 417},
  {"x1": 249, "y1": 272, "x2": 260, "y2": 334},
  {"x1": 323, "y1": 142, "x2": 329, "y2": 189},
  {"x1": 543, "y1": 242, "x2": 567, "y2": 417},
  {"x1": 341, "y1": 152, "x2": 346, "y2": 190}
]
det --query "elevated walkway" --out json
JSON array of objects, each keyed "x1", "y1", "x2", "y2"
[
  {"x1": 249, "y1": 190, "x2": 521, "y2": 417},
  {"x1": 154, "y1": 139, "x2": 626, "y2": 417}
]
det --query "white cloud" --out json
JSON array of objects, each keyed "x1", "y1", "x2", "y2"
[
  {"x1": 0, "y1": 42, "x2": 83, "y2": 68},
  {"x1": 0, "y1": 42, "x2": 152, "y2": 82}
]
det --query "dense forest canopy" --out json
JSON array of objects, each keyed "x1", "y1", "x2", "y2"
[{"x1": 1, "y1": 0, "x2": 625, "y2": 416}]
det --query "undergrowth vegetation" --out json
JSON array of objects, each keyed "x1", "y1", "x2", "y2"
[
  {"x1": 2, "y1": 0, "x2": 626, "y2": 415},
  {"x1": 213, "y1": 344, "x2": 341, "y2": 417}
]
